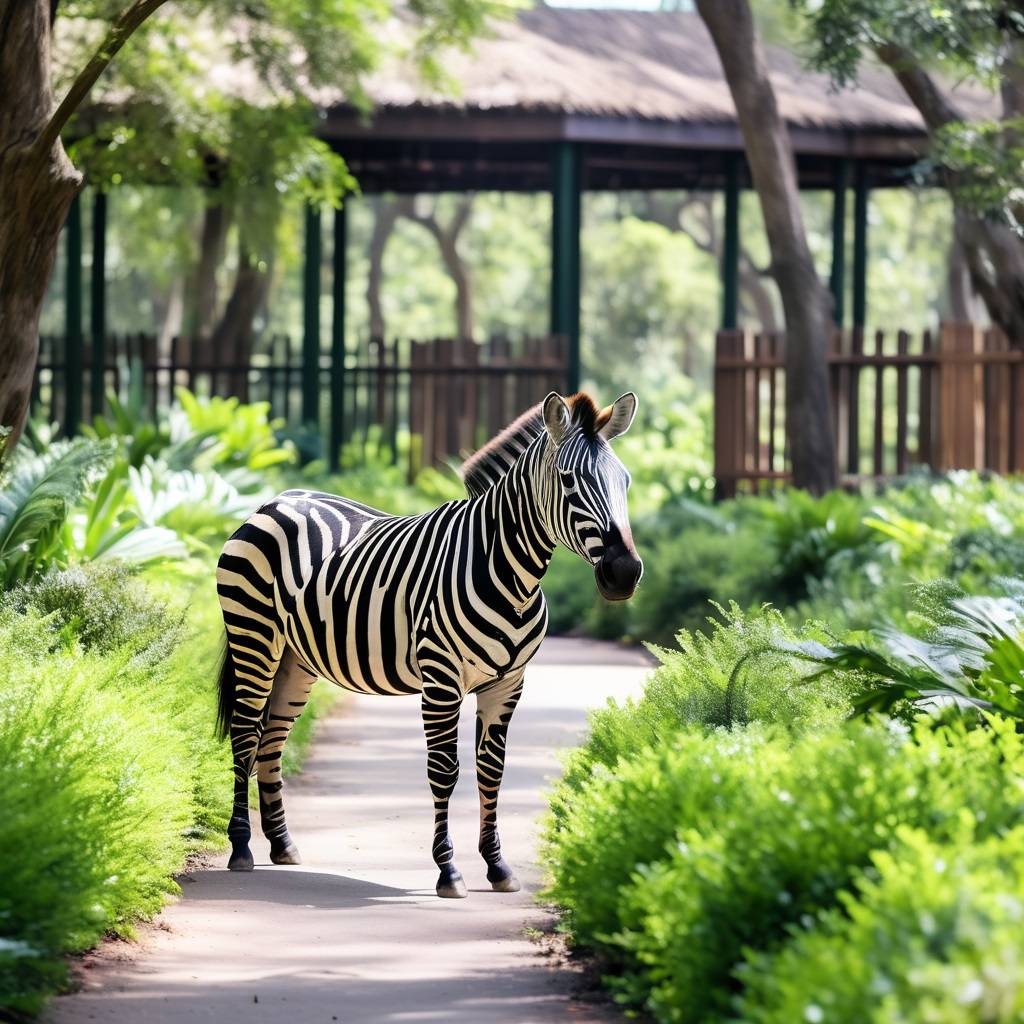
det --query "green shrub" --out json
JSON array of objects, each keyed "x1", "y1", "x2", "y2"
[
  {"x1": 0, "y1": 615, "x2": 199, "y2": 1015},
  {"x1": 2, "y1": 562, "x2": 178, "y2": 653},
  {"x1": 542, "y1": 719, "x2": 1024, "y2": 1022},
  {"x1": 754, "y1": 488, "x2": 874, "y2": 606},
  {"x1": 949, "y1": 527, "x2": 1024, "y2": 581},
  {"x1": 736, "y1": 823, "x2": 1024, "y2": 1024},
  {"x1": 552, "y1": 606, "x2": 853, "y2": 818},
  {"x1": 782, "y1": 579, "x2": 1024, "y2": 722},
  {"x1": 0, "y1": 571, "x2": 232, "y2": 1015}
]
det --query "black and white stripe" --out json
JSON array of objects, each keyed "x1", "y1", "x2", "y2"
[{"x1": 215, "y1": 390, "x2": 641, "y2": 896}]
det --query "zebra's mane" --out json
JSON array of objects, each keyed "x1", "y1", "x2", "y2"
[{"x1": 460, "y1": 393, "x2": 608, "y2": 498}]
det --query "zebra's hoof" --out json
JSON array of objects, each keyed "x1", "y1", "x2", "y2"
[
  {"x1": 227, "y1": 844, "x2": 254, "y2": 872},
  {"x1": 436, "y1": 869, "x2": 468, "y2": 899},
  {"x1": 486, "y1": 858, "x2": 520, "y2": 892},
  {"x1": 270, "y1": 841, "x2": 302, "y2": 865}
]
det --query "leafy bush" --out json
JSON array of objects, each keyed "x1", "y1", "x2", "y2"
[
  {"x1": 2, "y1": 562, "x2": 179, "y2": 653},
  {"x1": 552, "y1": 606, "x2": 853, "y2": 819},
  {"x1": 174, "y1": 389, "x2": 296, "y2": 476},
  {"x1": 736, "y1": 823, "x2": 1024, "y2": 1024},
  {"x1": 783, "y1": 579, "x2": 1024, "y2": 722},
  {"x1": 0, "y1": 596, "x2": 222, "y2": 1016},
  {"x1": 542, "y1": 719, "x2": 1024, "y2": 1022}
]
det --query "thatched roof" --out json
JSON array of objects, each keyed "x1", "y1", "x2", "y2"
[{"x1": 331, "y1": 8, "x2": 991, "y2": 138}]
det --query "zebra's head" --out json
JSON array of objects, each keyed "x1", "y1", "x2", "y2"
[{"x1": 541, "y1": 391, "x2": 643, "y2": 602}]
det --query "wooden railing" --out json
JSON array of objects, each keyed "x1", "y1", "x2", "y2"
[
  {"x1": 33, "y1": 333, "x2": 567, "y2": 476},
  {"x1": 713, "y1": 322, "x2": 1024, "y2": 497}
]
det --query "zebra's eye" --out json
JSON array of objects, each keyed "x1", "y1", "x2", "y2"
[{"x1": 559, "y1": 471, "x2": 574, "y2": 489}]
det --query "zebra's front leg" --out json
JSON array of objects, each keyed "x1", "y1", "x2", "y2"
[
  {"x1": 475, "y1": 671, "x2": 525, "y2": 892},
  {"x1": 257, "y1": 649, "x2": 316, "y2": 865},
  {"x1": 421, "y1": 677, "x2": 466, "y2": 898}
]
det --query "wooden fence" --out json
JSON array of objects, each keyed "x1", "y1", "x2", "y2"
[
  {"x1": 34, "y1": 333, "x2": 567, "y2": 476},
  {"x1": 714, "y1": 322, "x2": 1024, "y2": 497}
]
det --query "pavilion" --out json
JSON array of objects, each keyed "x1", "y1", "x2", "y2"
[{"x1": 64, "y1": 7, "x2": 992, "y2": 465}]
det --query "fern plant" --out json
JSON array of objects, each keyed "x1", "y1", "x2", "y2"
[{"x1": 0, "y1": 440, "x2": 111, "y2": 589}]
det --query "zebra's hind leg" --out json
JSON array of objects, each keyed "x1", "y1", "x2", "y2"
[
  {"x1": 475, "y1": 671, "x2": 525, "y2": 893},
  {"x1": 257, "y1": 649, "x2": 316, "y2": 865},
  {"x1": 421, "y1": 675, "x2": 466, "y2": 898},
  {"x1": 223, "y1": 640, "x2": 281, "y2": 872}
]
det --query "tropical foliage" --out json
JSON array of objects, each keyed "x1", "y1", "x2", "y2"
[{"x1": 0, "y1": 392, "x2": 344, "y2": 1018}]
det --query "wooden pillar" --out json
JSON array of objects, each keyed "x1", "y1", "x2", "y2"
[
  {"x1": 550, "y1": 141, "x2": 581, "y2": 394},
  {"x1": 829, "y1": 159, "x2": 848, "y2": 328},
  {"x1": 302, "y1": 204, "x2": 322, "y2": 441},
  {"x1": 90, "y1": 190, "x2": 108, "y2": 419},
  {"x1": 64, "y1": 193, "x2": 83, "y2": 436},
  {"x1": 721, "y1": 153, "x2": 740, "y2": 330},
  {"x1": 852, "y1": 163, "x2": 869, "y2": 329},
  {"x1": 330, "y1": 203, "x2": 347, "y2": 472}
]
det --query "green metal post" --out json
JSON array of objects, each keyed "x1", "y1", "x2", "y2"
[
  {"x1": 329, "y1": 203, "x2": 347, "y2": 472},
  {"x1": 90, "y1": 190, "x2": 108, "y2": 418},
  {"x1": 550, "y1": 141, "x2": 582, "y2": 393},
  {"x1": 302, "y1": 204, "x2": 322, "y2": 442},
  {"x1": 721, "y1": 153, "x2": 740, "y2": 330},
  {"x1": 829, "y1": 159, "x2": 848, "y2": 327},
  {"x1": 64, "y1": 193, "x2": 83, "y2": 435},
  {"x1": 852, "y1": 163, "x2": 869, "y2": 329}
]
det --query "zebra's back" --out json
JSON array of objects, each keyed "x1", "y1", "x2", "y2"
[{"x1": 217, "y1": 489, "x2": 467, "y2": 696}]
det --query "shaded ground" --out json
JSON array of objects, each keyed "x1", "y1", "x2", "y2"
[{"x1": 48, "y1": 637, "x2": 652, "y2": 1024}]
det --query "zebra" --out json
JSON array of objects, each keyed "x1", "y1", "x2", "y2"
[{"x1": 214, "y1": 390, "x2": 642, "y2": 898}]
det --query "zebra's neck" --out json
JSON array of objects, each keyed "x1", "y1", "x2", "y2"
[{"x1": 478, "y1": 435, "x2": 556, "y2": 610}]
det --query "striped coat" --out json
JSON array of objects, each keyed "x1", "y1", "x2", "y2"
[{"x1": 215, "y1": 390, "x2": 642, "y2": 897}]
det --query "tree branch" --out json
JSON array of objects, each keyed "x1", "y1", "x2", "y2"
[
  {"x1": 874, "y1": 42, "x2": 964, "y2": 131},
  {"x1": 36, "y1": 0, "x2": 169, "y2": 154}
]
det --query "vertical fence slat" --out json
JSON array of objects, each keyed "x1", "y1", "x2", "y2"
[
  {"x1": 847, "y1": 326, "x2": 863, "y2": 476},
  {"x1": 896, "y1": 329, "x2": 909, "y2": 475},
  {"x1": 872, "y1": 330, "x2": 885, "y2": 477}
]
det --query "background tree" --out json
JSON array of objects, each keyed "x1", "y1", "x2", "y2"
[
  {"x1": 0, "y1": 0, "x2": 168, "y2": 458},
  {"x1": 794, "y1": 0, "x2": 1024, "y2": 342},
  {"x1": 0, "y1": 0, "x2": 502, "y2": 456},
  {"x1": 695, "y1": 0, "x2": 838, "y2": 493}
]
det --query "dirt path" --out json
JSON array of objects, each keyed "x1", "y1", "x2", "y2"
[{"x1": 48, "y1": 638, "x2": 652, "y2": 1024}]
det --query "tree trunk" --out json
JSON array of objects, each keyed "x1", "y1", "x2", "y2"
[
  {"x1": 157, "y1": 274, "x2": 185, "y2": 353},
  {"x1": 400, "y1": 195, "x2": 476, "y2": 340},
  {"x1": 696, "y1": 0, "x2": 837, "y2": 493},
  {"x1": 946, "y1": 234, "x2": 978, "y2": 323},
  {"x1": 0, "y1": 0, "x2": 169, "y2": 456},
  {"x1": 0, "y1": 1, "x2": 82, "y2": 456},
  {"x1": 192, "y1": 200, "x2": 230, "y2": 337},
  {"x1": 367, "y1": 197, "x2": 401, "y2": 340},
  {"x1": 740, "y1": 259, "x2": 779, "y2": 330},
  {"x1": 435, "y1": 221, "x2": 474, "y2": 339},
  {"x1": 209, "y1": 243, "x2": 270, "y2": 401},
  {"x1": 877, "y1": 43, "x2": 1024, "y2": 344}
]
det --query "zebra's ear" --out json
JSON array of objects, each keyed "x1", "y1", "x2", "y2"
[
  {"x1": 543, "y1": 392, "x2": 572, "y2": 447},
  {"x1": 598, "y1": 392, "x2": 637, "y2": 442}
]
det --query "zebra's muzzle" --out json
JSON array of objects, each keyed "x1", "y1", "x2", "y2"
[{"x1": 595, "y1": 546, "x2": 643, "y2": 602}]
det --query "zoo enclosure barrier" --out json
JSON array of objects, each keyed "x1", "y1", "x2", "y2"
[
  {"x1": 713, "y1": 322, "x2": 1024, "y2": 498},
  {"x1": 33, "y1": 333, "x2": 568, "y2": 477}
]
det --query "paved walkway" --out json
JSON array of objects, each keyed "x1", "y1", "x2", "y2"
[{"x1": 49, "y1": 638, "x2": 652, "y2": 1024}]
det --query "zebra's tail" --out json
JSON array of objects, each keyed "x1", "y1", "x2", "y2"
[{"x1": 215, "y1": 641, "x2": 236, "y2": 740}]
